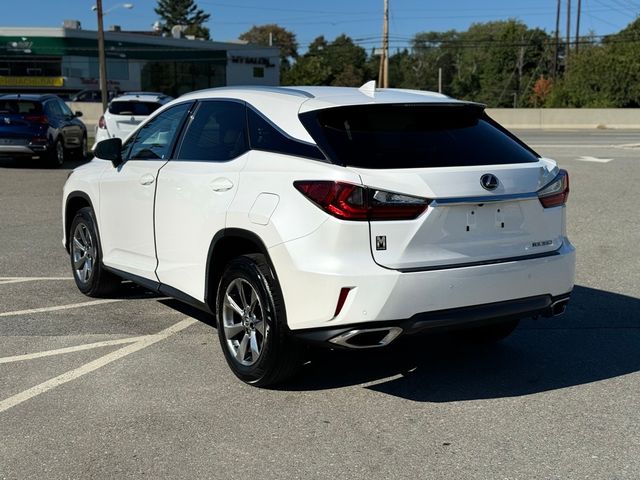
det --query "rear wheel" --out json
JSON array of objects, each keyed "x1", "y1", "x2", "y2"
[
  {"x1": 458, "y1": 319, "x2": 520, "y2": 344},
  {"x1": 69, "y1": 207, "x2": 120, "y2": 297},
  {"x1": 216, "y1": 254, "x2": 302, "y2": 387},
  {"x1": 50, "y1": 138, "x2": 66, "y2": 167}
]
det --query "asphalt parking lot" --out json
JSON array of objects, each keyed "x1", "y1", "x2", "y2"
[{"x1": 1, "y1": 130, "x2": 639, "y2": 479}]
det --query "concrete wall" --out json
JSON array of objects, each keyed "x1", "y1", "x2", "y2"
[
  {"x1": 486, "y1": 108, "x2": 640, "y2": 129},
  {"x1": 66, "y1": 102, "x2": 103, "y2": 133},
  {"x1": 69, "y1": 102, "x2": 640, "y2": 136}
]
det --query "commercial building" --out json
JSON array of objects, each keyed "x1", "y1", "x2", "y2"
[{"x1": 0, "y1": 25, "x2": 280, "y2": 97}]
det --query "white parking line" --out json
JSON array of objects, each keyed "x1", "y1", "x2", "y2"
[
  {"x1": 0, "y1": 317, "x2": 197, "y2": 414},
  {"x1": 0, "y1": 336, "x2": 148, "y2": 364},
  {"x1": 0, "y1": 299, "x2": 123, "y2": 318},
  {"x1": 575, "y1": 156, "x2": 614, "y2": 163},
  {"x1": 0, "y1": 277, "x2": 73, "y2": 285}
]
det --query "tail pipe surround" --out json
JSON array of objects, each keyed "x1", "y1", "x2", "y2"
[
  {"x1": 329, "y1": 327, "x2": 403, "y2": 349},
  {"x1": 549, "y1": 298, "x2": 570, "y2": 316}
]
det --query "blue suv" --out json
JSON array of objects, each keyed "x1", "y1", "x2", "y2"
[{"x1": 0, "y1": 94, "x2": 87, "y2": 167}]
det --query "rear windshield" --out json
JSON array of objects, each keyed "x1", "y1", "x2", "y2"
[
  {"x1": 109, "y1": 101, "x2": 162, "y2": 116},
  {"x1": 299, "y1": 104, "x2": 539, "y2": 169},
  {"x1": 0, "y1": 100, "x2": 42, "y2": 115}
]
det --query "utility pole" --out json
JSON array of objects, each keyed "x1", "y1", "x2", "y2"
[
  {"x1": 565, "y1": 0, "x2": 571, "y2": 67},
  {"x1": 382, "y1": 0, "x2": 389, "y2": 88},
  {"x1": 438, "y1": 67, "x2": 442, "y2": 93},
  {"x1": 553, "y1": 0, "x2": 561, "y2": 77},
  {"x1": 96, "y1": 0, "x2": 108, "y2": 112},
  {"x1": 575, "y1": 0, "x2": 582, "y2": 53}
]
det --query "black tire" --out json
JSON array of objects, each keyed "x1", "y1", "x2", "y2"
[
  {"x1": 75, "y1": 134, "x2": 88, "y2": 160},
  {"x1": 458, "y1": 319, "x2": 520, "y2": 344},
  {"x1": 69, "y1": 207, "x2": 120, "y2": 297},
  {"x1": 50, "y1": 137, "x2": 66, "y2": 167},
  {"x1": 216, "y1": 254, "x2": 302, "y2": 387}
]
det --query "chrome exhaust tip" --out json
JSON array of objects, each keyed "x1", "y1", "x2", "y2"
[
  {"x1": 329, "y1": 327, "x2": 403, "y2": 349},
  {"x1": 550, "y1": 299, "x2": 569, "y2": 316}
]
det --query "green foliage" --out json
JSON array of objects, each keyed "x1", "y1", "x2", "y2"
[
  {"x1": 274, "y1": 17, "x2": 640, "y2": 107},
  {"x1": 283, "y1": 34, "x2": 369, "y2": 86},
  {"x1": 155, "y1": 0, "x2": 210, "y2": 40},
  {"x1": 239, "y1": 24, "x2": 299, "y2": 72},
  {"x1": 548, "y1": 19, "x2": 640, "y2": 107}
]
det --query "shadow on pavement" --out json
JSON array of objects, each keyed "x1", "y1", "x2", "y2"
[{"x1": 281, "y1": 285, "x2": 640, "y2": 401}]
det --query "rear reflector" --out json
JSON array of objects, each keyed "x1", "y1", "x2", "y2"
[
  {"x1": 538, "y1": 169, "x2": 569, "y2": 208},
  {"x1": 294, "y1": 181, "x2": 430, "y2": 221},
  {"x1": 334, "y1": 287, "x2": 352, "y2": 317}
]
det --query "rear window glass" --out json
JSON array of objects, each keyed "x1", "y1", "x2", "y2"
[
  {"x1": 299, "y1": 104, "x2": 539, "y2": 169},
  {"x1": 0, "y1": 100, "x2": 42, "y2": 115},
  {"x1": 109, "y1": 101, "x2": 162, "y2": 116}
]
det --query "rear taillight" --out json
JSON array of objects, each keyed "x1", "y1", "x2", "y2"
[
  {"x1": 538, "y1": 169, "x2": 569, "y2": 208},
  {"x1": 98, "y1": 115, "x2": 107, "y2": 129},
  {"x1": 294, "y1": 181, "x2": 430, "y2": 221},
  {"x1": 24, "y1": 114, "x2": 48, "y2": 124}
]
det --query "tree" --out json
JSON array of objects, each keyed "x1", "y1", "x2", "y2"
[
  {"x1": 155, "y1": 0, "x2": 211, "y2": 40},
  {"x1": 239, "y1": 24, "x2": 298, "y2": 72},
  {"x1": 283, "y1": 34, "x2": 368, "y2": 86}
]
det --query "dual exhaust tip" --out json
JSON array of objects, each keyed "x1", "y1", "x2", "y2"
[
  {"x1": 329, "y1": 327, "x2": 403, "y2": 349},
  {"x1": 329, "y1": 299, "x2": 570, "y2": 349}
]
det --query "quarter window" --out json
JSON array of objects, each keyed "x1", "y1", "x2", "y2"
[
  {"x1": 248, "y1": 107, "x2": 325, "y2": 161},
  {"x1": 176, "y1": 101, "x2": 249, "y2": 162},
  {"x1": 128, "y1": 103, "x2": 190, "y2": 160}
]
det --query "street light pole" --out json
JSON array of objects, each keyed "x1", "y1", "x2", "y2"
[{"x1": 96, "y1": 0, "x2": 108, "y2": 112}]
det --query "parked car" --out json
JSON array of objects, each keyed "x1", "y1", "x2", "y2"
[
  {"x1": 93, "y1": 92, "x2": 172, "y2": 149},
  {"x1": 62, "y1": 84, "x2": 575, "y2": 386},
  {"x1": 0, "y1": 94, "x2": 87, "y2": 166},
  {"x1": 69, "y1": 89, "x2": 118, "y2": 103}
]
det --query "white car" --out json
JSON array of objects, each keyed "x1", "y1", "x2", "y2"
[
  {"x1": 93, "y1": 92, "x2": 172, "y2": 149},
  {"x1": 63, "y1": 84, "x2": 575, "y2": 386}
]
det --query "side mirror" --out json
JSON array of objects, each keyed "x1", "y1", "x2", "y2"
[
  {"x1": 74, "y1": 111, "x2": 83, "y2": 118},
  {"x1": 94, "y1": 137, "x2": 123, "y2": 168}
]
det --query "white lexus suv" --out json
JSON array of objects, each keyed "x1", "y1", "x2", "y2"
[{"x1": 63, "y1": 84, "x2": 575, "y2": 386}]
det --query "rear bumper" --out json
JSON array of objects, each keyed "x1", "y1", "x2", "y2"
[
  {"x1": 291, "y1": 292, "x2": 571, "y2": 348},
  {"x1": 269, "y1": 228, "x2": 576, "y2": 331},
  {"x1": 0, "y1": 144, "x2": 49, "y2": 158}
]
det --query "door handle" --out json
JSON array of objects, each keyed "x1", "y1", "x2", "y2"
[
  {"x1": 139, "y1": 173, "x2": 155, "y2": 186},
  {"x1": 209, "y1": 177, "x2": 234, "y2": 192}
]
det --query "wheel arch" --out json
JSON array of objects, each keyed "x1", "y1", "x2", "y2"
[
  {"x1": 64, "y1": 191, "x2": 95, "y2": 251},
  {"x1": 205, "y1": 228, "x2": 278, "y2": 311}
]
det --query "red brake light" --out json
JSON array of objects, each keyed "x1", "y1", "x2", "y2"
[
  {"x1": 24, "y1": 114, "x2": 48, "y2": 124},
  {"x1": 538, "y1": 169, "x2": 569, "y2": 208},
  {"x1": 294, "y1": 181, "x2": 430, "y2": 221},
  {"x1": 98, "y1": 115, "x2": 107, "y2": 129}
]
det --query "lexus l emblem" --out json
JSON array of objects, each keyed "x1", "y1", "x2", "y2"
[
  {"x1": 480, "y1": 174, "x2": 499, "y2": 191},
  {"x1": 3, "y1": 117, "x2": 9, "y2": 124}
]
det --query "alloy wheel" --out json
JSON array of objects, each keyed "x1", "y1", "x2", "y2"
[
  {"x1": 222, "y1": 278, "x2": 267, "y2": 366},
  {"x1": 71, "y1": 222, "x2": 96, "y2": 284}
]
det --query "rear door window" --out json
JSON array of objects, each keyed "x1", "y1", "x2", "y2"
[
  {"x1": 299, "y1": 104, "x2": 539, "y2": 169},
  {"x1": 109, "y1": 101, "x2": 162, "y2": 116},
  {"x1": 176, "y1": 100, "x2": 249, "y2": 162}
]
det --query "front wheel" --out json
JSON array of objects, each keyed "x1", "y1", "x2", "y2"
[
  {"x1": 216, "y1": 254, "x2": 301, "y2": 387},
  {"x1": 69, "y1": 207, "x2": 120, "y2": 297}
]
